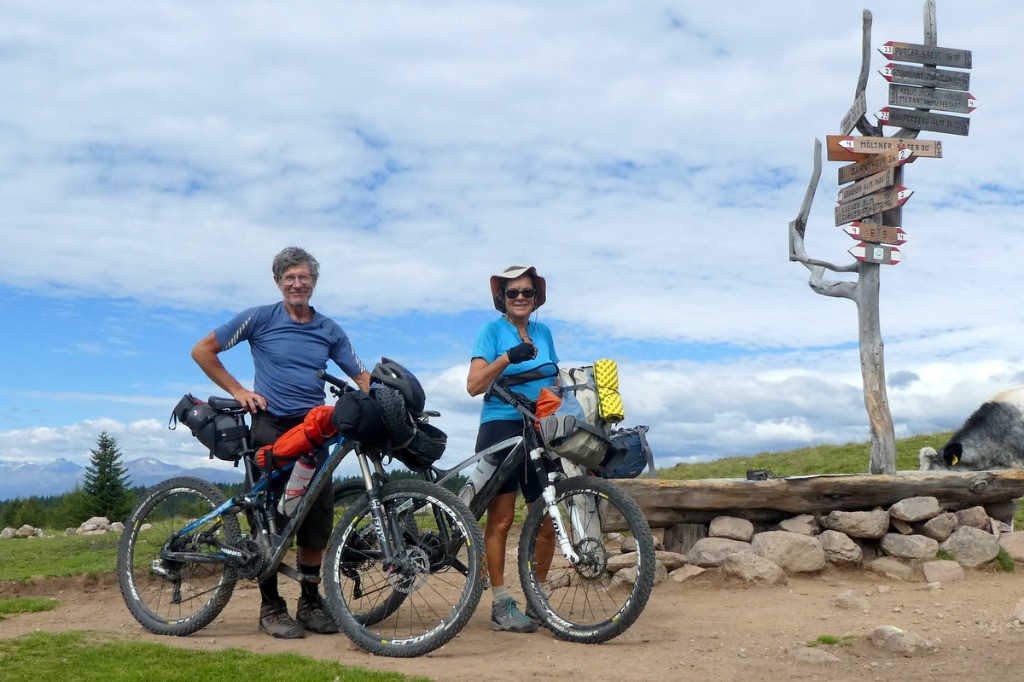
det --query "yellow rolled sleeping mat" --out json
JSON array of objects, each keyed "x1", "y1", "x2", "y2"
[{"x1": 593, "y1": 358, "x2": 624, "y2": 423}]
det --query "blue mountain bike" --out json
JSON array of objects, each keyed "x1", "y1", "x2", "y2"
[{"x1": 117, "y1": 378, "x2": 484, "y2": 658}]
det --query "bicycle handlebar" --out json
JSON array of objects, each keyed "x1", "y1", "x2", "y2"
[
  {"x1": 318, "y1": 369, "x2": 354, "y2": 395},
  {"x1": 486, "y1": 362, "x2": 558, "y2": 410}
]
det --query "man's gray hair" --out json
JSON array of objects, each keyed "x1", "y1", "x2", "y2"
[{"x1": 272, "y1": 246, "x2": 320, "y2": 283}]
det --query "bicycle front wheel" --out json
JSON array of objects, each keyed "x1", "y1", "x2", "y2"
[
  {"x1": 324, "y1": 478, "x2": 484, "y2": 657},
  {"x1": 117, "y1": 476, "x2": 241, "y2": 636},
  {"x1": 518, "y1": 475, "x2": 655, "y2": 644}
]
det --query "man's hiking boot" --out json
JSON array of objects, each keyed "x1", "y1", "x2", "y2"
[
  {"x1": 259, "y1": 598, "x2": 305, "y2": 639},
  {"x1": 490, "y1": 595, "x2": 538, "y2": 633},
  {"x1": 296, "y1": 593, "x2": 339, "y2": 635},
  {"x1": 524, "y1": 600, "x2": 541, "y2": 624}
]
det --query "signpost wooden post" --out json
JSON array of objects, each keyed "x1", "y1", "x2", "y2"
[
  {"x1": 826, "y1": 135, "x2": 942, "y2": 160},
  {"x1": 887, "y1": 84, "x2": 976, "y2": 113},
  {"x1": 838, "y1": 146, "x2": 913, "y2": 184},
  {"x1": 837, "y1": 167, "x2": 895, "y2": 204},
  {"x1": 788, "y1": 2, "x2": 976, "y2": 475},
  {"x1": 849, "y1": 242, "x2": 903, "y2": 265},
  {"x1": 844, "y1": 221, "x2": 907, "y2": 245},
  {"x1": 834, "y1": 187, "x2": 913, "y2": 226},
  {"x1": 880, "y1": 62, "x2": 970, "y2": 90},
  {"x1": 876, "y1": 107, "x2": 971, "y2": 136}
]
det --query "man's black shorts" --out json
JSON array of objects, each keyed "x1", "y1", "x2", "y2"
[{"x1": 251, "y1": 411, "x2": 333, "y2": 551}]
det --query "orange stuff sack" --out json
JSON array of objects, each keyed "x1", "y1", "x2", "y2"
[
  {"x1": 256, "y1": 405, "x2": 337, "y2": 468},
  {"x1": 533, "y1": 386, "x2": 563, "y2": 425}
]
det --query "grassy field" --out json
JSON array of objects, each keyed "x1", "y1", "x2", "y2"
[
  {"x1": 0, "y1": 430, "x2": 1016, "y2": 678},
  {"x1": 657, "y1": 432, "x2": 951, "y2": 480},
  {"x1": 0, "y1": 631, "x2": 425, "y2": 682}
]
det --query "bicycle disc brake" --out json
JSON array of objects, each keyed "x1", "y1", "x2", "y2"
[{"x1": 387, "y1": 546, "x2": 430, "y2": 594}]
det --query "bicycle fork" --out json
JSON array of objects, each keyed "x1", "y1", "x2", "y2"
[{"x1": 530, "y1": 447, "x2": 581, "y2": 564}]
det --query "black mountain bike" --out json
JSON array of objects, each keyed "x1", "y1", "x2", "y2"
[
  {"x1": 117, "y1": 378, "x2": 484, "y2": 658},
  {"x1": 331, "y1": 365, "x2": 656, "y2": 644}
]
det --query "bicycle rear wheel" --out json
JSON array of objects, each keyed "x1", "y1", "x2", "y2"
[
  {"x1": 117, "y1": 476, "x2": 241, "y2": 636},
  {"x1": 518, "y1": 475, "x2": 655, "y2": 643},
  {"x1": 323, "y1": 479, "x2": 484, "y2": 657}
]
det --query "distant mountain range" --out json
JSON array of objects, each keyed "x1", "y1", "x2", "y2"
[{"x1": 0, "y1": 457, "x2": 244, "y2": 502}]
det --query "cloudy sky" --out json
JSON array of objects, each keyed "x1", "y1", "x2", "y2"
[{"x1": 2, "y1": 1, "x2": 1020, "y2": 479}]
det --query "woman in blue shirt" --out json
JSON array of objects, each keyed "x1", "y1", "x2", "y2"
[{"x1": 467, "y1": 264, "x2": 557, "y2": 633}]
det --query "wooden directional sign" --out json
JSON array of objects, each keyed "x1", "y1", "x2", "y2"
[
  {"x1": 840, "y1": 91, "x2": 867, "y2": 135},
  {"x1": 836, "y1": 167, "x2": 895, "y2": 204},
  {"x1": 849, "y1": 242, "x2": 903, "y2": 265},
  {"x1": 834, "y1": 186, "x2": 912, "y2": 226},
  {"x1": 878, "y1": 41, "x2": 972, "y2": 70},
  {"x1": 826, "y1": 135, "x2": 942, "y2": 161},
  {"x1": 845, "y1": 221, "x2": 907, "y2": 246},
  {"x1": 881, "y1": 62, "x2": 970, "y2": 91},
  {"x1": 838, "y1": 146, "x2": 913, "y2": 185},
  {"x1": 877, "y1": 107, "x2": 970, "y2": 136},
  {"x1": 888, "y1": 84, "x2": 976, "y2": 114}
]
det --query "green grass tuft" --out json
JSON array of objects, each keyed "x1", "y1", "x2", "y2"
[
  {"x1": 0, "y1": 597, "x2": 59, "y2": 620},
  {"x1": 808, "y1": 634, "x2": 855, "y2": 647},
  {"x1": 994, "y1": 548, "x2": 1015, "y2": 572},
  {"x1": 0, "y1": 631, "x2": 428, "y2": 682}
]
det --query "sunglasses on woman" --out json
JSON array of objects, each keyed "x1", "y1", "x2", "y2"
[{"x1": 504, "y1": 288, "x2": 536, "y2": 300}]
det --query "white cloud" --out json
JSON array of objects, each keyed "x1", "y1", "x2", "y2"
[{"x1": 1, "y1": 2, "x2": 1021, "y2": 473}]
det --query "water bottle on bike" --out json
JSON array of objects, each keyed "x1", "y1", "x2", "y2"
[
  {"x1": 278, "y1": 452, "x2": 317, "y2": 516},
  {"x1": 458, "y1": 451, "x2": 500, "y2": 505}
]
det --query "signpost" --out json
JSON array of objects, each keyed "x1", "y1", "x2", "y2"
[
  {"x1": 838, "y1": 146, "x2": 913, "y2": 185},
  {"x1": 834, "y1": 187, "x2": 912, "y2": 226},
  {"x1": 837, "y1": 167, "x2": 895, "y2": 204},
  {"x1": 878, "y1": 41, "x2": 972, "y2": 69},
  {"x1": 840, "y1": 91, "x2": 867, "y2": 135},
  {"x1": 888, "y1": 84, "x2": 976, "y2": 113},
  {"x1": 876, "y1": 107, "x2": 971, "y2": 136},
  {"x1": 788, "y1": 5, "x2": 977, "y2": 475},
  {"x1": 880, "y1": 62, "x2": 970, "y2": 90},
  {"x1": 826, "y1": 135, "x2": 942, "y2": 161},
  {"x1": 844, "y1": 221, "x2": 907, "y2": 245},
  {"x1": 849, "y1": 242, "x2": 903, "y2": 265}
]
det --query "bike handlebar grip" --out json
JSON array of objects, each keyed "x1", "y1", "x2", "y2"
[{"x1": 317, "y1": 369, "x2": 351, "y2": 391}]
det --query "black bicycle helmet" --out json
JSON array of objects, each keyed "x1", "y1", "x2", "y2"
[{"x1": 371, "y1": 357, "x2": 426, "y2": 414}]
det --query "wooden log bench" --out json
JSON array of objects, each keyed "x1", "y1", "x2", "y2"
[{"x1": 612, "y1": 470, "x2": 1024, "y2": 528}]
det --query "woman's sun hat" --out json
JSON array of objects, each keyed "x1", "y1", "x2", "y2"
[{"x1": 489, "y1": 264, "x2": 546, "y2": 312}]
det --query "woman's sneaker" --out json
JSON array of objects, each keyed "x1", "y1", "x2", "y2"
[{"x1": 490, "y1": 595, "x2": 538, "y2": 633}]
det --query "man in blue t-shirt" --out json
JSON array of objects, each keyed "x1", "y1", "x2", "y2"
[{"x1": 192, "y1": 246, "x2": 370, "y2": 639}]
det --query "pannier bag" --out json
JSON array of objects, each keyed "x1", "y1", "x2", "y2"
[
  {"x1": 170, "y1": 393, "x2": 249, "y2": 461},
  {"x1": 535, "y1": 364, "x2": 622, "y2": 468},
  {"x1": 599, "y1": 425, "x2": 655, "y2": 479},
  {"x1": 256, "y1": 405, "x2": 337, "y2": 468}
]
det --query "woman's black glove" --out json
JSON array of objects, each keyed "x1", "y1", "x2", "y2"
[{"x1": 506, "y1": 342, "x2": 537, "y2": 364}]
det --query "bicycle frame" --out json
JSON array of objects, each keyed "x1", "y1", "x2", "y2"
[
  {"x1": 421, "y1": 374, "x2": 584, "y2": 563},
  {"x1": 163, "y1": 412, "x2": 394, "y2": 585}
]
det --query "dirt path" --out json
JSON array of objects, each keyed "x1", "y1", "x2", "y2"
[{"x1": 4, "y1": 563, "x2": 1024, "y2": 681}]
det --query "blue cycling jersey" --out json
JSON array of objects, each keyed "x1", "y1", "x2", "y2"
[
  {"x1": 472, "y1": 317, "x2": 559, "y2": 423},
  {"x1": 215, "y1": 302, "x2": 367, "y2": 418}
]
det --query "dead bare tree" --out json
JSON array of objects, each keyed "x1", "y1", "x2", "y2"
[{"x1": 789, "y1": 3, "x2": 940, "y2": 475}]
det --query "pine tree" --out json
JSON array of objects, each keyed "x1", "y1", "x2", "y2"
[{"x1": 82, "y1": 431, "x2": 135, "y2": 522}]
